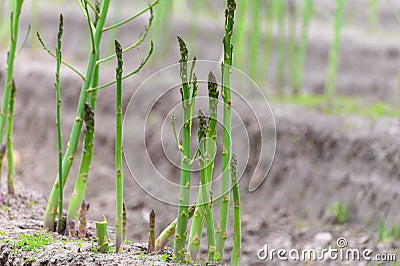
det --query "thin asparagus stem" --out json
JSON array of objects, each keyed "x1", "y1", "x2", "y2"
[
  {"x1": 148, "y1": 209, "x2": 155, "y2": 253},
  {"x1": 89, "y1": 42, "x2": 154, "y2": 92},
  {"x1": 230, "y1": 154, "x2": 241, "y2": 266},
  {"x1": 215, "y1": 0, "x2": 236, "y2": 261},
  {"x1": 102, "y1": 0, "x2": 158, "y2": 32},
  {"x1": 6, "y1": 80, "x2": 16, "y2": 195},
  {"x1": 78, "y1": 200, "x2": 90, "y2": 239},
  {"x1": 36, "y1": 33, "x2": 86, "y2": 81},
  {"x1": 155, "y1": 205, "x2": 195, "y2": 251},
  {"x1": 96, "y1": 215, "x2": 109, "y2": 253},
  {"x1": 115, "y1": 40, "x2": 124, "y2": 253},
  {"x1": 44, "y1": 0, "x2": 111, "y2": 231},
  {"x1": 0, "y1": 0, "x2": 23, "y2": 181},
  {"x1": 174, "y1": 36, "x2": 195, "y2": 262},
  {"x1": 97, "y1": 7, "x2": 154, "y2": 65},
  {"x1": 55, "y1": 14, "x2": 64, "y2": 234}
]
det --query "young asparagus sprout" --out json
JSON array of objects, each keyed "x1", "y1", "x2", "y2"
[
  {"x1": 148, "y1": 209, "x2": 155, "y2": 253},
  {"x1": 69, "y1": 219, "x2": 76, "y2": 237},
  {"x1": 96, "y1": 215, "x2": 110, "y2": 253},
  {"x1": 44, "y1": 0, "x2": 111, "y2": 231},
  {"x1": 155, "y1": 204, "x2": 195, "y2": 251},
  {"x1": 230, "y1": 154, "x2": 241, "y2": 266},
  {"x1": 6, "y1": 80, "x2": 16, "y2": 195},
  {"x1": 55, "y1": 14, "x2": 64, "y2": 234},
  {"x1": 115, "y1": 40, "x2": 124, "y2": 253},
  {"x1": 216, "y1": 0, "x2": 236, "y2": 261},
  {"x1": 78, "y1": 200, "x2": 90, "y2": 239},
  {"x1": 174, "y1": 36, "x2": 197, "y2": 262}
]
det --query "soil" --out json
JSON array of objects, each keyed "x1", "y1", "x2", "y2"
[{"x1": 0, "y1": 1, "x2": 400, "y2": 265}]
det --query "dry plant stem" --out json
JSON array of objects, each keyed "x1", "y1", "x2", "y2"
[
  {"x1": 96, "y1": 216, "x2": 109, "y2": 253},
  {"x1": 215, "y1": 0, "x2": 236, "y2": 261},
  {"x1": 155, "y1": 205, "x2": 195, "y2": 250},
  {"x1": 44, "y1": 0, "x2": 111, "y2": 231},
  {"x1": 55, "y1": 14, "x2": 64, "y2": 233},
  {"x1": 147, "y1": 209, "x2": 155, "y2": 253},
  {"x1": 0, "y1": 0, "x2": 23, "y2": 180},
  {"x1": 115, "y1": 40, "x2": 124, "y2": 253},
  {"x1": 78, "y1": 200, "x2": 90, "y2": 239},
  {"x1": 230, "y1": 154, "x2": 241, "y2": 266},
  {"x1": 174, "y1": 36, "x2": 194, "y2": 262},
  {"x1": 326, "y1": 0, "x2": 344, "y2": 107},
  {"x1": 6, "y1": 81, "x2": 16, "y2": 195}
]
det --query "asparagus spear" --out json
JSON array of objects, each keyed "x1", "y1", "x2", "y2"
[
  {"x1": 230, "y1": 154, "x2": 241, "y2": 266},
  {"x1": 6, "y1": 80, "x2": 16, "y2": 195},
  {"x1": 147, "y1": 209, "x2": 155, "y2": 253},
  {"x1": 96, "y1": 215, "x2": 109, "y2": 253}
]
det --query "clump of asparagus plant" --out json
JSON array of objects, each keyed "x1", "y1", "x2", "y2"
[
  {"x1": 147, "y1": 209, "x2": 155, "y2": 253},
  {"x1": 325, "y1": 0, "x2": 344, "y2": 107},
  {"x1": 95, "y1": 215, "x2": 109, "y2": 253},
  {"x1": 40, "y1": 0, "x2": 156, "y2": 234},
  {"x1": 173, "y1": 36, "x2": 198, "y2": 262},
  {"x1": 215, "y1": 0, "x2": 236, "y2": 261},
  {"x1": 0, "y1": 0, "x2": 24, "y2": 195}
]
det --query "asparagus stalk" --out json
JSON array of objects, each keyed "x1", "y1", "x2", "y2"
[
  {"x1": 66, "y1": 102, "x2": 94, "y2": 234},
  {"x1": 326, "y1": 0, "x2": 344, "y2": 107},
  {"x1": 187, "y1": 111, "x2": 209, "y2": 262},
  {"x1": 6, "y1": 80, "x2": 16, "y2": 195},
  {"x1": 0, "y1": 144, "x2": 5, "y2": 185},
  {"x1": 230, "y1": 154, "x2": 241, "y2": 266},
  {"x1": 55, "y1": 14, "x2": 64, "y2": 233},
  {"x1": 174, "y1": 36, "x2": 195, "y2": 262},
  {"x1": 67, "y1": 1, "x2": 100, "y2": 235},
  {"x1": 155, "y1": 205, "x2": 195, "y2": 251},
  {"x1": 0, "y1": 0, "x2": 23, "y2": 181},
  {"x1": 115, "y1": 40, "x2": 124, "y2": 253},
  {"x1": 215, "y1": 0, "x2": 236, "y2": 261},
  {"x1": 44, "y1": 0, "x2": 111, "y2": 231},
  {"x1": 147, "y1": 209, "x2": 155, "y2": 253},
  {"x1": 96, "y1": 215, "x2": 110, "y2": 253},
  {"x1": 187, "y1": 72, "x2": 219, "y2": 262}
]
